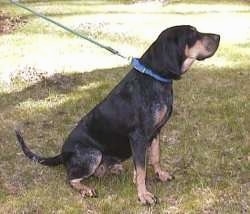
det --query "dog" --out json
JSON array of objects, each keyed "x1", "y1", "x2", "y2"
[{"x1": 15, "y1": 25, "x2": 220, "y2": 205}]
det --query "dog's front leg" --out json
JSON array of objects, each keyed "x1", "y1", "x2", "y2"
[
  {"x1": 130, "y1": 131, "x2": 157, "y2": 205},
  {"x1": 149, "y1": 135, "x2": 173, "y2": 182}
]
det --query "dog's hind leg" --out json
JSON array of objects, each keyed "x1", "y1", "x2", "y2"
[
  {"x1": 66, "y1": 146, "x2": 102, "y2": 197},
  {"x1": 94, "y1": 156, "x2": 124, "y2": 177}
]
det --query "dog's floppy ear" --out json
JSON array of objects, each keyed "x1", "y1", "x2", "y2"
[{"x1": 141, "y1": 30, "x2": 185, "y2": 79}]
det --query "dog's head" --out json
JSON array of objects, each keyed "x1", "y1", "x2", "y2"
[{"x1": 141, "y1": 25, "x2": 220, "y2": 80}]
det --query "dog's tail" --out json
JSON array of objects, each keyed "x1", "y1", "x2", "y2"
[{"x1": 15, "y1": 129, "x2": 64, "y2": 166}]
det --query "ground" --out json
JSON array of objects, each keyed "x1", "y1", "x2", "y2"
[
  {"x1": 0, "y1": 10, "x2": 26, "y2": 34},
  {"x1": 0, "y1": 0, "x2": 249, "y2": 213}
]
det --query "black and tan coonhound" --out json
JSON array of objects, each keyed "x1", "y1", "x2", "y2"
[{"x1": 15, "y1": 25, "x2": 220, "y2": 205}]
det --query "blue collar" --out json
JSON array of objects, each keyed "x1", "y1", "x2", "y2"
[{"x1": 131, "y1": 58, "x2": 172, "y2": 84}]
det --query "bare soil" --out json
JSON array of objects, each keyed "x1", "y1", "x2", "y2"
[{"x1": 0, "y1": 10, "x2": 26, "y2": 34}]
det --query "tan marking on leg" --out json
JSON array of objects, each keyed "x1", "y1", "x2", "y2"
[
  {"x1": 70, "y1": 179, "x2": 97, "y2": 197},
  {"x1": 149, "y1": 136, "x2": 173, "y2": 182},
  {"x1": 135, "y1": 165, "x2": 156, "y2": 205},
  {"x1": 94, "y1": 163, "x2": 107, "y2": 177},
  {"x1": 109, "y1": 163, "x2": 124, "y2": 175},
  {"x1": 133, "y1": 167, "x2": 136, "y2": 184},
  {"x1": 94, "y1": 162, "x2": 124, "y2": 177}
]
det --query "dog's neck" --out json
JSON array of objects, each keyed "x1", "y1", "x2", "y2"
[{"x1": 139, "y1": 53, "x2": 183, "y2": 81}]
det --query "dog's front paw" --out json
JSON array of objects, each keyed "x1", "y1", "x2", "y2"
[
  {"x1": 156, "y1": 170, "x2": 173, "y2": 182},
  {"x1": 138, "y1": 190, "x2": 157, "y2": 205}
]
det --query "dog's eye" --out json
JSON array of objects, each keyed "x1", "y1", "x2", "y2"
[
  {"x1": 189, "y1": 27, "x2": 198, "y2": 37},
  {"x1": 187, "y1": 30, "x2": 198, "y2": 46},
  {"x1": 191, "y1": 29, "x2": 197, "y2": 36},
  {"x1": 190, "y1": 27, "x2": 197, "y2": 32},
  {"x1": 192, "y1": 27, "x2": 201, "y2": 38}
]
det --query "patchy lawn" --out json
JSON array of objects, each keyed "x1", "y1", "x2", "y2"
[{"x1": 0, "y1": 0, "x2": 249, "y2": 213}]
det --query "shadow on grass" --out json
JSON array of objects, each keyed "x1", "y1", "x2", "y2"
[
  {"x1": 0, "y1": 65, "x2": 128, "y2": 111},
  {"x1": 0, "y1": 65, "x2": 128, "y2": 178}
]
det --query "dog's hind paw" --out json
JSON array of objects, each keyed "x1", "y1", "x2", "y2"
[{"x1": 80, "y1": 187, "x2": 97, "y2": 198}]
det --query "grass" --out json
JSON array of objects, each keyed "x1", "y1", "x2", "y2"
[{"x1": 0, "y1": 0, "x2": 250, "y2": 213}]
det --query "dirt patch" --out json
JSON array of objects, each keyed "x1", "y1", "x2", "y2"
[{"x1": 0, "y1": 11, "x2": 27, "y2": 34}]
